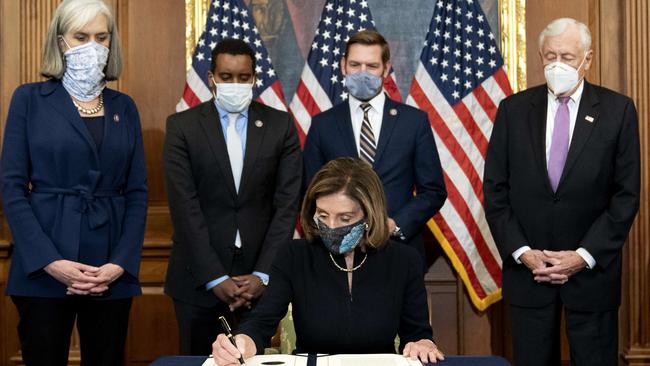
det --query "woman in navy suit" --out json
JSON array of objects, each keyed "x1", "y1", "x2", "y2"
[{"x1": 1, "y1": 0, "x2": 147, "y2": 365}]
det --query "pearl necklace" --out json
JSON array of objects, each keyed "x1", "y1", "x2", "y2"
[
  {"x1": 329, "y1": 252, "x2": 368, "y2": 272},
  {"x1": 73, "y1": 94, "x2": 104, "y2": 115}
]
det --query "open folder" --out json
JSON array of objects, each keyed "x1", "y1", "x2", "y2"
[{"x1": 202, "y1": 354, "x2": 423, "y2": 366}]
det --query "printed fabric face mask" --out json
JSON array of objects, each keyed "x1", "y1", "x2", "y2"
[
  {"x1": 61, "y1": 39, "x2": 109, "y2": 102},
  {"x1": 212, "y1": 78, "x2": 254, "y2": 113},
  {"x1": 544, "y1": 54, "x2": 586, "y2": 96},
  {"x1": 345, "y1": 70, "x2": 383, "y2": 101},
  {"x1": 314, "y1": 216, "x2": 367, "y2": 255}
]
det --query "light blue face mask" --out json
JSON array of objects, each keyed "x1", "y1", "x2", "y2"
[
  {"x1": 61, "y1": 39, "x2": 109, "y2": 102},
  {"x1": 211, "y1": 77, "x2": 254, "y2": 113},
  {"x1": 345, "y1": 71, "x2": 384, "y2": 101}
]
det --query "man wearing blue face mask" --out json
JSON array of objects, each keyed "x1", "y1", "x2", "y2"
[
  {"x1": 303, "y1": 30, "x2": 447, "y2": 269},
  {"x1": 484, "y1": 18, "x2": 640, "y2": 366},
  {"x1": 163, "y1": 39, "x2": 302, "y2": 356}
]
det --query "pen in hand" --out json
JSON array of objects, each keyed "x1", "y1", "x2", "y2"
[{"x1": 219, "y1": 316, "x2": 247, "y2": 366}]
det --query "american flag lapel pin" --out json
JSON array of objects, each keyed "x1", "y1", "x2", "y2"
[{"x1": 585, "y1": 115, "x2": 594, "y2": 123}]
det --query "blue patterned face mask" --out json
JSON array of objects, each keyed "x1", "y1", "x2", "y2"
[
  {"x1": 61, "y1": 39, "x2": 109, "y2": 102},
  {"x1": 314, "y1": 216, "x2": 367, "y2": 254},
  {"x1": 344, "y1": 70, "x2": 383, "y2": 101}
]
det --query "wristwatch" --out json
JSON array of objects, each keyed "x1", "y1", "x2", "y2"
[
  {"x1": 256, "y1": 275, "x2": 269, "y2": 286},
  {"x1": 392, "y1": 226, "x2": 406, "y2": 240}
]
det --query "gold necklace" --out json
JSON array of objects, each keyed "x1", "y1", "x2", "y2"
[
  {"x1": 73, "y1": 94, "x2": 104, "y2": 115},
  {"x1": 329, "y1": 252, "x2": 368, "y2": 272}
]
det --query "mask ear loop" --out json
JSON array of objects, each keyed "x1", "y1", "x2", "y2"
[
  {"x1": 58, "y1": 35, "x2": 72, "y2": 52},
  {"x1": 210, "y1": 75, "x2": 218, "y2": 99},
  {"x1": 575, "y1": 51, "x2": 589, "y2": 75}
]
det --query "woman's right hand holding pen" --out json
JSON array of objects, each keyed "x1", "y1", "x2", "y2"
[{"x1": 212, "y1": 333, "x2": 256, "y2": 365}]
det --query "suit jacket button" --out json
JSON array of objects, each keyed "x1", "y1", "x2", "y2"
[{"x1": 553, "y1": 197, "x2": 560, "y2": 202}]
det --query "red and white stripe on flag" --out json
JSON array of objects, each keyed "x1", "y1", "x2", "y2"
[{"x1": 407, "y1": 0, "x2": 513, "y2": 311}]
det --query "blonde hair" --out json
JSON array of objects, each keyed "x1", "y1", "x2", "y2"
[
  {"x1": 300, "y1": 157, "x2": 391, "y2": 248},
  {"x1": 41, "y1": 0, "x2": 123, "y2": 80},
  {"x1": 538, "y1": 17, "x2": 592, "y2": 53}
]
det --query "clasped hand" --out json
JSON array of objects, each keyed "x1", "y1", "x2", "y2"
[
  {"x1": 520, "y1": 249, "x2": 587, "y2": 285},
  {"x1": 44, "y1": 260, "x2": 124, "y2": 295},
  {"x1": 211, "y1": 275, "x2": 265, "y2": 312}
]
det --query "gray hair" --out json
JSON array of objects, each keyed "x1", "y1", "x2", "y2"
[
  {"x1": 41, "y1": 0, "x2": 122, "y2": 80},
  {"x1": 538, "y1": 17, "x2": 592, "y2": 54}
]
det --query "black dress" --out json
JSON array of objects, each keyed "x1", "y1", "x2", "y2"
[{"x1": 236, "y1": 239, "x2": 433, "y2": 354}]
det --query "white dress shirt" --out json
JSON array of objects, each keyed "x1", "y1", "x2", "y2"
[
  {"x1": 348, "y1": 93, "x2": 386, "y2": 156},
  {"x1": 513, "y1": 80, "x2": 596, "y2": 269},
  {"x1": 544, "y1": 81, "x2": 584, "y2": 163}
]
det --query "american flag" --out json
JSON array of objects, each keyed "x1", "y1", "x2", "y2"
[
  {"x1": 406, "y1": 0, "x2": 512, "y2": 310},
  {"x1": 289, "y1": 0, "x2": 401, "y2": 144},
  {"x1": 176, "y1": 0, "x2": 287, "y2": 112}
]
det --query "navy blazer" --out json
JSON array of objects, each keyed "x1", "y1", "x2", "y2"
[
  {"x1": 1, "y1": 80, "x2": 148, "y2": 299},
  {"x1": 303, "y1": 97, "x2": 447, "y2": 243}
]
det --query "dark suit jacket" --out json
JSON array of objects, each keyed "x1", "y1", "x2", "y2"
[
  {"x1": 1, "y1": 80, "x2": 148, "y2": 299},
  {"x1": 483, "y1": 81, "x2": 640, "y2": 311},
  {"x1": 163, "y1": 100, "x2": 302, "y2": 307},
  {"x1": 303, "y1": 97, "x2": 447, "y2": 255}
]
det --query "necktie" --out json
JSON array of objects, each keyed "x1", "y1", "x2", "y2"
[
  {"x1": 359, "y1": 103, "x2": 376, "y2": 164},
  {"x1": 226, "y1": 114, "x2": 244, "y2": 191},
  {"x1": 547, "y1": 96, "x2": 571, "y2": 192},
  {"x1": 226, "y1": 113, "x2": 243, "y2": 248}
]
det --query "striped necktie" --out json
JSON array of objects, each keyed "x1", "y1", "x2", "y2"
[{"x1": 359, "y1": 103, "x2": 376, "y2": 164}]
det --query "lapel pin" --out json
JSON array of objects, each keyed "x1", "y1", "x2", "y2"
[
  {"x1": 113, "y1": 114, "x2": 120, "y2": 123},
  {"x1": 389, "y1": 108, "x2": 398, "y2": 116},
  {"x1": 255, "y1": 120, "x2": 263, "y2": 128},
  {"x1": 585, "y1": 115, "x2": 594, "y2": 123}
]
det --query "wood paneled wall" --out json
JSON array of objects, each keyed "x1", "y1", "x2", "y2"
[
  {"x1": 0, "y1": 1, "x2": 648, "y2": 366},
  {"x1": 525, "y1": 0, "x2": 624, "y2": 92},
  {"x1": 623, "y1": 0, "x2": 650, "y2": 364}
]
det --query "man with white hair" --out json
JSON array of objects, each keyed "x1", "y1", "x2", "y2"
[{"x1": 484, "y1": 18, "x2": 640, "y2": 366}]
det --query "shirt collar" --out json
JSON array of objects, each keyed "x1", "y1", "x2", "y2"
[
  {"x1": 547, "y1": 79, "x2": 585, "y2": 105},
  {"x1": 215, "y1": 101, "x2": 249, "y2": 121},
  {"x1": 349, "y1": 92, "x2": 386, "y2": 114}
]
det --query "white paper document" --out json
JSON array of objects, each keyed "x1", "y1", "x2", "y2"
[{"x1": 202, "y1": 353, "x2": 422, "y2": 366}]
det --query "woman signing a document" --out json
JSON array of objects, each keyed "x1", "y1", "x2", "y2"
[{"x1": 212, "y1": 157, "x2": 444, "y2": 364}]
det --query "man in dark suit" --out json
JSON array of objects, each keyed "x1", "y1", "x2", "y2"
[
  {"x1": 483, "y1": 18, "x2": 639, "y2": 366},
  {"x1": 303, "y1": 30, "x2": 447, "y2": 264},
  {"x1": 163, "y1": 39, "x2": 302, "y2": 355}
]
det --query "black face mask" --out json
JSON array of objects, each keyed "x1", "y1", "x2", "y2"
[{"x1": 314, "y1": 217, "x2": 367, "y2": 254}]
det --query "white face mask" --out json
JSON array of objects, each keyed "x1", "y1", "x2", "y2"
[
  {"x1": 211, "y1": 77, "x2": 254, "y2": 113},
  {"x1": 61, "y1": 39, "x2": 109, "y2": 102},
  {"x1": 543, "y1": 54, "x2": 587, "y2": 96}
]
